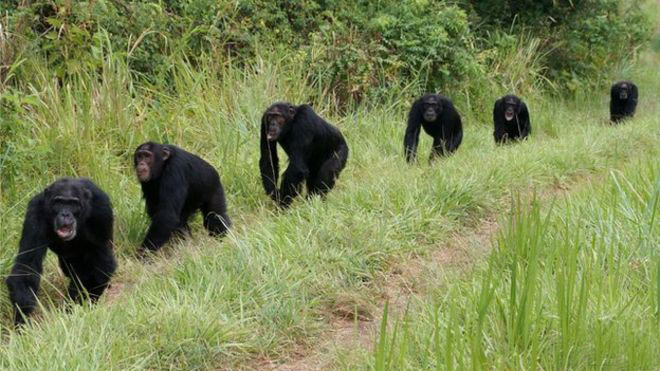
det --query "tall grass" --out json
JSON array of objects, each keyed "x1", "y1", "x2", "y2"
[{"x1": 365, "y1": 159, "x2": 659, "y2": 370}]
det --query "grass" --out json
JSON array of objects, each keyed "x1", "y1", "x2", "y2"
[
  {"x1": 337, "y1": 18, "x2": 660, "y2": 368},
  {"x1": 359, "y1": 158, "x2": 658, "y2": 370},
  {"x1": 0, "y1": 14, "x2": 659, "y2": 370}
]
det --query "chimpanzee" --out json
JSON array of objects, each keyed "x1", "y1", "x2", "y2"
[
  {"x1": 6, "y1": 177, "x2": 116, "y2": 326},
  {"x1": 260, "y1": 102, "x2": 349, "y2": 208},
  {"x1": 610, "y1": 80, "x2": 638, "y2": 123},
  {"x1": 134, "y1": 142, "x2": 231, "y2": 252},
  {"x1": 493, "y1": 94, "x2": 531, "y2": 144},
  {"x1": 404, "y1": 94, "x2": 463, "y2": 162}
]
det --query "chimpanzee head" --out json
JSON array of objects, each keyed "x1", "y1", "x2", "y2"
[
  {"x1": 502, "y1": 95, "x2": 521, "y2": 122},
  {"x1": 44, "y1": 178, "x2": 92, "y2": 241},
  {"x1": 422, "y1": 95, "x2": 442, "y2": 122},
  {"x1": 617, "y1": 83, "x2": 630, "y2": 100},
  {"x1": 134, "y1": 142, "x2": 171, "y2": 183},
  {"x1": 263, "y1": 102, "x2": 297, "y2": 142}
]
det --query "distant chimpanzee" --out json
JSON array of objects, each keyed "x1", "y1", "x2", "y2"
[
  {"x1": 404, "y1": 94, "x2": 463, "y2": 162},
  {"x1": 260, "y1": 102, "x2": 349, "y2": 208},
  {"x1": 6, "y1": 177, "x2": 116, "y2": 326},
  {"x1": 610, "y1": 80, "x2": 638, "y2": 123},
  {"x1": 493, "y1": 94, "x2": 531, "y2": 144},
  {"x1": 134, "y1": 142, "x2": 231, "y2": 252}
]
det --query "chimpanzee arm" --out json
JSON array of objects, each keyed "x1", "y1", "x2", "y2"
[
  {"x1": 610, "y1": 84, "x2": 618, "y2": 102},
  {"x1": 141, "y1": 175, "x2": 186, "y2": 251},
  {"x1": 404, "y1": 99, "x2": 423, "y2": 163},
  {"x1": 629, "y1": 84, "x2": 639, "y2": 113},
  {"x1": 278, "y1": 152, "x2": 309, "y2": 208},
  {"x1": 81, "y1": 181, "x2": 114, "y2": 248},
  {"x1": 259, "y1": 115, "x2": 280, "y2": 201},
  {"x1": 493, "y1": 99, "x2": 507, "y2": 143},
  {"x1": 446, "y1": 113, "x2": 463, "y2": 152},
  {"x1": 519, "y1": 102, "x2": 531, "y2": 137},
  {"x1": 6, "y1": 198, "x2": 49, "y2": 326},
  {"x1": 64, "y1": 246, "x2": 116, "y2": 303}
]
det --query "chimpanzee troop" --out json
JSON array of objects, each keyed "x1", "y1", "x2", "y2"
[
  {"x1": 260, "y1": 102, "x2": 349, "y2": 208},
  {"x1": 4, "y1": 78, "x2": 640, "y2": 326},
  {"x1": 493, "y1": 94, "x2": 531, "y2": 144}
]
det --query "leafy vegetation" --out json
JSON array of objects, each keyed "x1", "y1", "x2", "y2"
[{"x1": 0, "y1": 0, "x2": 651, "y2": 102}]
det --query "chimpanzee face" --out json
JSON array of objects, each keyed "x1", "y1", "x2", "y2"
[
  {"x1": 265, "y1": 104, "x2": 296, "y2": 141},
  {"x1": 618, "y1": 83, "x2": 629, "y2": 100},
  {"x1": 422, "y1": 96, "x2": 442, "y2": 122},
  {"x1": 504, "y1": 97, "x2": 519, "y2": 122},
  {"x1": 45, "y1": 180, "x2": 91, "y2": 241},
  {"x1": 134, "y1": 143, "x2": 170, "y2": 183}
]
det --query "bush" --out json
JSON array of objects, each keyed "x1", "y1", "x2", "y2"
[
  {"x1": 298, "y1": 2, "x2": 480, "y2": 102},
  {"x1": 0, "y1": 0, "x2": 653, "y2": 103},
  {"x1": 462, "y1": 0, "x2": 652, "y2": 89}
]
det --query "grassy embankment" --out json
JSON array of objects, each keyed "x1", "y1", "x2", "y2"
[
  {"x1": 0, "y1": 17, "x2": 658, "y2": 371},
  {"x1": 336, "y1": 18, "x2": 660, "y2": 371}
]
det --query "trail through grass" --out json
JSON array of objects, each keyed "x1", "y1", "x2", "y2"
[
  {"x1": 275, "y1": 155, "x2": 654, "y2": 371},
  {"x1": 328, "y1": 28, "x2": 660, "y2": 370},
  {"x1": 349, "y1": 157, "x2": 658, "y2": 370}
]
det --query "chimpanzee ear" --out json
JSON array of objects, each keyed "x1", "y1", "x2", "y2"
[
  {"x1": 288, "y1": 104, "x2": 296, "y2": 117},
  {"x1": 162, "y1": 146, "x2": 171, "y2": 160},
  {"x1": 82, "y1": 188, "x2": 93, "y2": 201}
]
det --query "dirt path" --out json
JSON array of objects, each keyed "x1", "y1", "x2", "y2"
[
  {"x1": 267, "y1": 176, "x2": 602, "y2": 371},
  {"x1": 265, "y1": 217, "x2": 498, "y2": 371}
]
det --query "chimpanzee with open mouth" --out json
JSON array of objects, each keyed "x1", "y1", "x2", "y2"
[
  {"x1": 6, "y1": 177, "x2": 116, "y2": 326},
  {"x1": 493, "y1": 94, "x2": 531, "y2": 144}
]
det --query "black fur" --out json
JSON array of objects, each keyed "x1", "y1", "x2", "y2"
[
  {"x1": 404, "y1": 94, "x2": 463, "y2": 162},
  {"x1": 259, "y1": 102, "x2": 349, "y2": 208},
  {"x1": 493, "y1": 94, "x2": 531, "y2": 144},
  {"x1": 610, "y1": 80, "x2": 638, "y2": 123},
  {"x1": 6, "y1": 177, "x2": 116, "y2": 326},
  {"x1": 135, "y1": 142, "x2": 231, "y2": 251}
]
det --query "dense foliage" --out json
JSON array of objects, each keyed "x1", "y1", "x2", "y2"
[
  {"x1": 0, "y1": 0, "x2": 652, "y2": 101},
  {"x1": 467, "y1": 0, "x2": 652, "y2": 88}
]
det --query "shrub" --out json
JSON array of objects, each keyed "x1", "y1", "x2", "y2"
[
  {"x1": 462, "y1": 0, "x2": 652, "y2": 89},
  {"x1": 0, "y1": 0, "x2": 652, "y2": 102}
]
